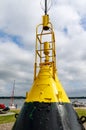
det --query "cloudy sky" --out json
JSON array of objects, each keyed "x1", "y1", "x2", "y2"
[{"x1": 0, "y1": 0, "x2": 86, "y2": 97}]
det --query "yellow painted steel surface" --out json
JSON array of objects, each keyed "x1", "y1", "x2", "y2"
[
  {"x1": 26, "y1": 65, "x2": 70, "y2": 103},
  {"x1": 26, "y1": 14, "x2": 70, "y2": 103}
]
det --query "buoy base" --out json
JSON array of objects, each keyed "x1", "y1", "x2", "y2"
[{"x1": 12, "y1": 102, "x2": 85, "y2": 130}]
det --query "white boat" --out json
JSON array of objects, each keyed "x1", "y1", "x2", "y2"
[{"x1": 9, "y1": 103, "x2": 16, "y2": 109}]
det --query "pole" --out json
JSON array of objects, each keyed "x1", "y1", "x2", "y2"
[{"x1": 45, "y1": 0, "x2": 47, "y2": 15}]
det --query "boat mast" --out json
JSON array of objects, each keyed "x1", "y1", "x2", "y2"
[{"x1": 10, "y1": 80, "x2": 15, "y2": 105}]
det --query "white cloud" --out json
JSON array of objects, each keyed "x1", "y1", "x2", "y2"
[
  {"x1": 70, "y1": 0, "x2": 86, "y2": 16},
  {"x1": 0, "y1": 38, "x2": 34, "y2": 96},
  {"x1": 52, "y1": 0, "x2": 86, "y2": 15},
  {"x1": 0, "y1": 0, "x2": 42, "y2": 48}
]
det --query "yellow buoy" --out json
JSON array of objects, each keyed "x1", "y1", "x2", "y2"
[{"x1": 12, "y1": 0, "x2": 85, "y2": 130}]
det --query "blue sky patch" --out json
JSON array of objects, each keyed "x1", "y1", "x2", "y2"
[
  {"x1": 0, "y1": 30, "x2": 23, "y2": 47},
  {"x1": 80, "y1": 17, "x2": 86, "y2": 31},
  {"x1": 63, "y1": 27, "x2": 68, "y2": 35}
]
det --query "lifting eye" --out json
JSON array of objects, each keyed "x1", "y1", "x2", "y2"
[
  {"x1": 79, "y1": 116, "x2": 86, "y2": 124},
  {"x1": 15, "y1": 113, "x2": 19, "y2": 119}
]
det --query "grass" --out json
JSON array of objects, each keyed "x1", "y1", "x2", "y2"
[
  {"x1": 75, "y1": 108, "x2": 86, "y2": 117},
  {"x1": 0, "y1": 108, "x2": 86, "y2": 124},
  {"x1": 0, "y1": 109, "x2": 20, "y2": 124},
  {"x1": 0, "y1": 115, "x2": 16, "y2": 124}
]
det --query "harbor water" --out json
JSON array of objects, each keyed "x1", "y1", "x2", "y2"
[
  {"x1": 0, "y1": 98, "x2": 86, "y2": 109},
  {"x1": 0, "y1": 99, "x2": 24, "y2": 109}
]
